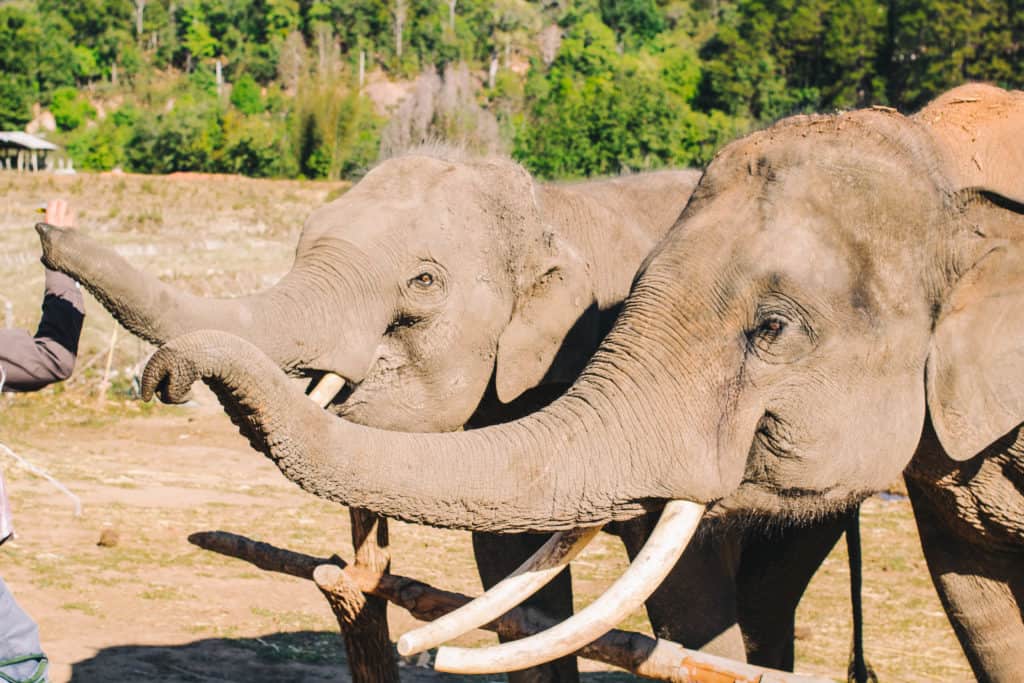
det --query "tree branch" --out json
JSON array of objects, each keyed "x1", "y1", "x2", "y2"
[{"x1": 188, "y1": 530, "x2": 832, "y2": 683}]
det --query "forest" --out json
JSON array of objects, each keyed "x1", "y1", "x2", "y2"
[{"x1": 1, "y1": 0, "x2": 1020, "y2": 180}]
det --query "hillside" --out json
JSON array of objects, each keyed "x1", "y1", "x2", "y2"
[{"x1": 2, "y1": 0, "x2": 1021, "y2": 180}]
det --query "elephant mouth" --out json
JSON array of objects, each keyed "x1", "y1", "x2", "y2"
[{"x1": 305, "y1": 371, "x2": 356, "y2": 411}]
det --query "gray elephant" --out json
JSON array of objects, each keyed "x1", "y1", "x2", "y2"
[
  {"x1": 37, "y1": 159, "x2": 694, "y2": 681},
  {"x1": 40, "y1": 154, "x2": 857, "y2": 675},
  {"x1": 133, "y1": 83, "x2": 1024, "y2": 681}
]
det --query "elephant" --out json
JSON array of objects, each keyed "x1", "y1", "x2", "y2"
[
  {"x1": 39, "y1": 154, "x2": 862, "y2": 675},
  {"x1": 131, "y1": 82, "x2": 1024, "y2": 681}
]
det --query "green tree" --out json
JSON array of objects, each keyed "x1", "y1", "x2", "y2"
[
  {"x1": 0, "y1": 76, "x2": 33, "y2": 130},
  {"x1": 220, "y1": 110, "x2": 296, "y2": 176},
  {"x1": 65, "y1": 106, "x2": 137, "y2": 170},
  {"x1": 599, "y1": 0, "x2": 665, "y2": 44},
  {"x1": 126, "y1": 96, "x2": 224, "y2": 172},
  {"x1": 50, "y1": 86, "x2": 97, "y2": 130},
  {"x1": 700, "y1": 0, "x2": 887, "y2": 120},
  {"x1": 230, "y1": 73, "x2": 265, "y2": 114},
  {"x1": 887, "y1": 0, "x2": 1022, "y2": 109},
  {"x1": 293, "y1": 74, "x2": 381, "y2": 179},
  {"x1": 515, "y1": 14, "x2": 737, "y2": 178},
  {"x1": 72, "y1": 46, "x2": 102, "y2": 81}
]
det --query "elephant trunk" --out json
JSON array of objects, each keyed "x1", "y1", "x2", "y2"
[
  {"x1": 142, "y1": 328, "x2": 647, "y2": 531},
  {"x1": 36, "y1": 224, "x2": 387, "y2": 380},
  {"x1": 141, "y1": 275, "x2": 730, "y2": 533},
  {"x1": 139, "y1": 321, "x2": 728, "y2": 672}
]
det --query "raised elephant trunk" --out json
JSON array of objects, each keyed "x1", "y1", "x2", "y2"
[
  {"x1": 142, "y1": 325, "x2": 712, "y2": 672},
  {"x1": 141, "y1": 301, "x2": 725, "y2": 529},
  {"x1": 36, "y1": 224, "x2": 388, "y2": 380}
]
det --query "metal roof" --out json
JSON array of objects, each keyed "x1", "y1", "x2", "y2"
[{"x1": 0, "y1": 132, "x2": 58, "y2": 151}]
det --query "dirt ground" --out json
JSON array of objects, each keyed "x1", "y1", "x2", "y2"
[{"x1": 0, "y1": 172, "x2": 973, "y2": 682}]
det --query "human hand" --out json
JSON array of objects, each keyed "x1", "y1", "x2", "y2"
[{"x1": 45, "y1": 199, "x2": 75, "y2": 228}]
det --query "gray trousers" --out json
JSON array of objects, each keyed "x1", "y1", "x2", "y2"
[{"x1": 0, "y1": 577, "x2": 47, "y2": 682}]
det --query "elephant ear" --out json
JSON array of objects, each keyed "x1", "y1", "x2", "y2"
[
  {"x1": 920, "y1": 84, "x2": 1024, "y2": 460},
  {"x1": 926, "y1": 193, "x2": 1024, "y2": 460},
  {"x1": 913, "y1": 84, "x2": 1024, "y2": 201},
  {"x1": 495, "y1": 231, "x2": 596, "y2": 404}
]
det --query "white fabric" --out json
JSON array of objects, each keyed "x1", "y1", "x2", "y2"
[{"x1": 0, "y1": 470, "x2": 12, "y2": 543}]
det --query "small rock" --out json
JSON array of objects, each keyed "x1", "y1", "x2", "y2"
[
  {"x1": 97, "y1": 528, "x2": 120, "y2": 547},
  {"x1": 794, "y1": 625, "x2": 813, "y2": 641}
]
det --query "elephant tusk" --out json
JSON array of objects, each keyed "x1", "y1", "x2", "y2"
[
  {"x1": 307, "y1": 372, "x2": 346, "y2": 408},
  {"x1": 397, "y1": 526, "x2": 602, "y2": 657},
  {"x1": 432, "y1": 499, "x2": 705, "y2": 674}
]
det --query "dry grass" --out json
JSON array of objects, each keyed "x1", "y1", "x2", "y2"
[{"x1": 0, "y1": 172, "x2": 972, "y2": 682}]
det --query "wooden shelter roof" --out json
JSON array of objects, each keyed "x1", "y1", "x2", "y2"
[{"x1": 0, "y1": 132, "x2": 58, "y2": 151}]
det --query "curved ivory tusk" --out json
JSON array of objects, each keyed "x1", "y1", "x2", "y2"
[
  {"x1": 307, "y1": 372, "x2": 346, "y2": 408},
  {"x1": 433, "y1": 499, "x2": 705, "y2": 674},
  {"x1": 397, "y1": 526, "x2": 602, "y2": 657}
]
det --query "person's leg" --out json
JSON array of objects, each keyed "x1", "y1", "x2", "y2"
[{"x1": 0, "y1": 577, "x2": 47, "y2": 683}]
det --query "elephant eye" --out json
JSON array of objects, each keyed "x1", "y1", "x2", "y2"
[
  {"x1": 411, "y1": 272, "x2": 434, "y2": 287},
  {"x1": 746, "y1": 306, "x2": 816, "y2": 365},
  {"x1": 760, "y1": 317, "x2": 786, "y2": 337},
  {"x1": 746, "y1": 314, "x2": 790, "y2": 356}
]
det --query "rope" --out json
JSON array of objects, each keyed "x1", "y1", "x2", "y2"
[{"x1": 0, "y1": 442, "x2": 81, "y2": 517}]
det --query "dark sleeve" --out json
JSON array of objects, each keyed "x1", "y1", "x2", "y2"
[{"x1": 0, "y1": 268, "x2": 85, "y2": 392}]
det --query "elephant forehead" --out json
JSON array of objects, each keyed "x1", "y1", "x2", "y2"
[
  {"x1": 305, "y1": 194, "x2": 490, "y2": 251},
  {"x1": 744, "y1": 217, "x2": 852, "y2": 294},
  {"x1": 357, "y1": 155, "x2": 528, "y2": 203}
]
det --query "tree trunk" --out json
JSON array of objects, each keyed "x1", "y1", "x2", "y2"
[
  {"x1": 134, "y1": 0, "x2": 147, "y2": 38},
  {"x1": 393, "y1": 0, "x2": 406, "y2": 60},
  {"x1": 448, "y1": 0, "x2": 457, "y2": 31},
  {"x1": 329, "y1": 509, "x2": 397, "y2": 683}
]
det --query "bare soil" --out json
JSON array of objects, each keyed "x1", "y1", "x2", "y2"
[{"x1": 0, "y1": 172, "x2": 972, "y2": 682}]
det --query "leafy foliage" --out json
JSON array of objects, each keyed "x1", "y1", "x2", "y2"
[
  {"x1": 0, "y1": 0, "x2": 1019, "y2": 180},
  {"x1": 50, "y1": 87, "x2": 97, "y2": 131},
  {"x1": 230, "y1": 74, "x2": 265, "y2": 114}
]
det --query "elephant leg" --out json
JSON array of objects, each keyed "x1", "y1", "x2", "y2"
[
  {"x1": 907, "y1": 479, "x2": 1024, "y2": 683},
  {"x1": 472, "y1": 531, "x2": 578, "y2": 683},
  {"x1": 734, "y1": 513, "x2": 848, "y2": 670},
  {"x1": 615, "y1": 513, "x2": 746, "y2": 660}
]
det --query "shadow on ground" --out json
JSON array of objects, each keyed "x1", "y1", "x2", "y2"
[{"x1": 68, "y1": 631, "x2": 639, "y2": 682}]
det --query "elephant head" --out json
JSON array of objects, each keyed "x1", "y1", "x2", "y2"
[
  {"x1": 138, "y1": 84, "x2": 1024, "y2": 671},
  {"x1": 38, "y1": 156, "x2": 697, "y2": 433}
]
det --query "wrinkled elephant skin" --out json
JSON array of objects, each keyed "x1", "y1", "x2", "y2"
[{"x1": 142, "y1": 85, "x2": 1024, "y2": 681}]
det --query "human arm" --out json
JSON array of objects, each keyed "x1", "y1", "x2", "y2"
[{"x1": 0, "y1": 200, "x2": 85, "y2": 392}]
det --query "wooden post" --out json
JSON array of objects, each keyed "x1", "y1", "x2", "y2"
[
  {"x1": 315, "y1": 562, "x2": 399, "y2": 682},
  {"x1": 332, "y1": 509, "x2": 398, "y2": 683},
  {"x1": 305, "y1": 377, "x2": 397, "y2": 683}
]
